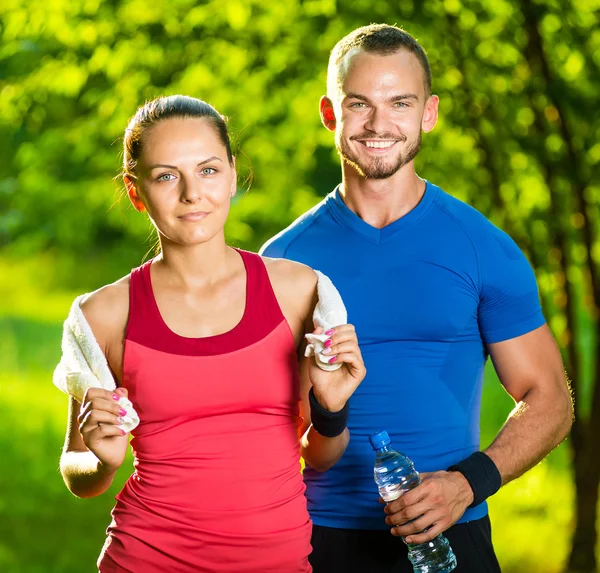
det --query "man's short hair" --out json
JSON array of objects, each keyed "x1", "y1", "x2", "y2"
[{"x1": 327, "y1": 24, "x2": 432, "y2": 101}]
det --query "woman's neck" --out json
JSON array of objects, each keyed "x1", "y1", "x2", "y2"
[{"x1": 153, "y1": 234, "x2": 238, "y2": 289}]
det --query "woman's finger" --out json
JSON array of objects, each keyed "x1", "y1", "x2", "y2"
[
  {"x1": 322, "y1": 341, "x2": 360, "y2": 357},
  {"x1": 78, "y1": 398, "x2": 128, "y2": 425},
  {"x1": 82, "y1": 387, "x2": 121, "y2": 406},
  {"x1": 85, "y1": 424, "x2": 127, "y2": 442},
  {"x1": 79, "y1": 409, "x2": 127, "y2": 433},
  {"x1": 326, "y1": 351, "x2": 364, "y2": 374}
]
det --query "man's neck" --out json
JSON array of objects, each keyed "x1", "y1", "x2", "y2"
[{"x1": 339, "y1": 163, "x2": 426, "y2": 229}]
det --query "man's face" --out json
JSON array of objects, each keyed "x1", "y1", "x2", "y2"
[{"x1": 333, "y1": 49, "x2": 432, "y2": 179}]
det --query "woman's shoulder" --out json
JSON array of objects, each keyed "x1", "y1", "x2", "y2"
[
  {"x1": 261, "y1": 256, "x2": 318, "y2": 296},
  {"x1": 80, "y1": 275, "x2": 131, "y2": 339},
  {"x1": 261, "y1": 256, "x2": 318, "y2": 326}
]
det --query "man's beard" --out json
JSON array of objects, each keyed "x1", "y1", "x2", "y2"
[{"x1": 336, "y1": 132, "x2": 422, "y2": 180}]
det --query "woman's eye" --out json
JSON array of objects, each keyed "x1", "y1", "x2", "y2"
[
  {"x1": 201, "y1": 167, "x2": 217, "y2": 175},
  {"x1": 156, "y1": 173, "x2": 175, "y2": 182}
]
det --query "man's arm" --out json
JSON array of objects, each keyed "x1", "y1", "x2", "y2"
[
  {"x1": 483, "y1": 323, "x2": 572, "y2": 482},
  {"x1": 383, "y1": 324, "x2": 572, "y2": 543}
]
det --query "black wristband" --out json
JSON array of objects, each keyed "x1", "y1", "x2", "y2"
[
  {"x1": 447, "y1": 451, "x2": 502, "y2": 508},
  {"x1": 308, "y1": 387, "x2": 349, "y2": 438}
]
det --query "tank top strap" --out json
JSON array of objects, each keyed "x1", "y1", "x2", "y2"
[
  {"x1": 236, "y1": 249, "x2": 286, "y2": 328},
  {"x1": 125, "y1": 260, "x2": 155, "y2": 344}
]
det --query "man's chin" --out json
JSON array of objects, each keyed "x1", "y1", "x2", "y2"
[
  {"x1": 339, "y1": 152, "x2": 398, "y2": 180},
  {"x1": 355, "y1": 158, "x2": 404, "y2": 180}
]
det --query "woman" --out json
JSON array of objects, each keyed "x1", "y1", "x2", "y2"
[{"x1": 58, "y1": 95, "x2": 365, "y2": 573}]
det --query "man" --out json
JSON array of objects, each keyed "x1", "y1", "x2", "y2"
[{"x1": 260, "y1": 24, "x2": 572, "y2": 573}]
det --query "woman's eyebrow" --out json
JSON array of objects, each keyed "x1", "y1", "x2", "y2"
[{"x1": 148, "y1": 157, "x2": 223, "y2": 170}]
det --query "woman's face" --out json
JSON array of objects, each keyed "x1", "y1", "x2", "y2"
[{"x1": 129, "y1": 117, "x2": 236, "y2": 248}]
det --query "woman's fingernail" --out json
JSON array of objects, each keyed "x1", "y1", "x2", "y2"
[
  {"x1": 325, "y1": 329, "x2": 334, "y2": 336},
  {"x1": 117, "y1": 417, "x2": 124, "y2": 424},
  {"x1": 118, "y1": 407, "x2": 127, "y2": 416},
  {"x1": 322, "y1": 348, "x2": 332, "y2": 355},
  {"x1": 329, "y1": 356, "x2": 337, "y2": 364},
  {"x1": 324, "y1": 339, "x2": 332, "y2": 348},
  {"x1": 120, "y1": 428, "x2": 127, "y2": 436},
  {"x1": 112, "y1": 394, "x2": 119, "y2": 401}
]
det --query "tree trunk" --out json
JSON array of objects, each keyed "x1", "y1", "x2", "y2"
[
  {"x1": 568, "y1": 443, "x2": 600, "y2": 571},
  {"x1": 567, "y1": 331, "x2": 600, "y2": 571},
  {"x1": 518, "y1": 1, "x2": 600, "y2": 569}
]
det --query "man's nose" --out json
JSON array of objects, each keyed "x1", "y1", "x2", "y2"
[{"x1": 364, "y1": 106, "x2": 390, "y2": 134}]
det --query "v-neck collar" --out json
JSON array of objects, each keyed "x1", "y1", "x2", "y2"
[{"x1": 326, "y1": 181, "x2": 439, "y2": 244}]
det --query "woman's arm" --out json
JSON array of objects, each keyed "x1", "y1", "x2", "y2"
[
  {"x1": 297, "y1": 321, "x2": 350, "y2": 472},
  {"x1": 61, "y1": 391, "x2": 129, "y2": 498},
  {"x1": 299, "y1": 322, "x2": 365, "y2": 471},
  {"x1": 263, "y1": 257, "x2": 366, "y2": 471},
  {"x1": 60, "y1": 279, "x2": 131, "y2": 497}
]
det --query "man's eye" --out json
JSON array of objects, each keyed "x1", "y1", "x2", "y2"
[{"x1": 350, "y1": 102, "x2": 366, "y2": 108}]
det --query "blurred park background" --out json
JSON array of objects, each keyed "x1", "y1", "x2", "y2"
[{"x1": 1, "y1": 0, "x2": 599, "y2": 571}]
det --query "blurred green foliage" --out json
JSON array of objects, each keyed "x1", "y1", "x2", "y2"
[
  {"x1": 2, "y1": 0, "x2": 599, "y2": 571},
  {"x1": 3, "y1": 0, "x2": 595, "y2": 291}
]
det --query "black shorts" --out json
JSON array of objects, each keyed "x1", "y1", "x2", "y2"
[{"x1": 309, "y1": 516, "x2": 502, "y2": 573}]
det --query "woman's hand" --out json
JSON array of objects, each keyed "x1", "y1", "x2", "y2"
[
  {"x1": 78, "y1": 387, "x2": 131, "y2": 474},
  {"x1": 308, "y1": 324, "x2": 366, "y2": 412}
]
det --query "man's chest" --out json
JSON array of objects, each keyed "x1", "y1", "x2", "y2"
[{"x1": 297, "y1": 249, "x2": 481, "y2": 344}]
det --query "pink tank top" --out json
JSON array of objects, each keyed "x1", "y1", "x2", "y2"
[{"x1": 98, "y1": 249, "x2": 312, "y2": 573}]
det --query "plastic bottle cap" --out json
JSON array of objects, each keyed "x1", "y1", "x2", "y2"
[{"x1": 369, "y1": 430, "x2": 390, "y2": 450}]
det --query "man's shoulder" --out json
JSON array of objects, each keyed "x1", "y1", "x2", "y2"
[
  {"x1": 432, "y1": 184, "x2": 510, "y2": 244},
  {"x1": 259, "y1": 195, "x2": 332, "y2": 258},
  {"x1": 432, "y1": 183, "x2": 526, "y2": 265},
  {"x1": 433, "y1": 184, "x2": 493, "y2": 229}
]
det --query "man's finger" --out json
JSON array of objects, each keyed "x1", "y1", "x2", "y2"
[{"x1": 404, "y1": 520, "x2": 446, "y2": 544}]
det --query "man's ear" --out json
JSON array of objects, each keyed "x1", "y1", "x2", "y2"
[
  {"x1": 320, "y1": 96, "x2": 337, "y2": 132},
  {"x1": 124, "y1": 176, "x2": 146, "y2": 212},
  {"x1": 422, "y1": 94, "x2": 439, "y2": 133}
]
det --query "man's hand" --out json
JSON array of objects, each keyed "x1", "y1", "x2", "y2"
[{"x1": 383, "y1": 470, "x2": 474, "y2": 544}]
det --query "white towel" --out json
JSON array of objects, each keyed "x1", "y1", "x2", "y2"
[
  {"x1": 304, "y1": 271, "x2": 348, "y2": 371},
  {"x1": 53, "y1": 294, "x2": 140, "y2": 433}
]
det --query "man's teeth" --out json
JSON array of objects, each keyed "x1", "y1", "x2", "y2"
[{"x1": 364, "y1": 141, "x2": 395, "y2": 148}]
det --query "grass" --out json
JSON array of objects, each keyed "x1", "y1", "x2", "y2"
[{"x1": 0, "y1": 258, "x2": 597, "y2": 573}]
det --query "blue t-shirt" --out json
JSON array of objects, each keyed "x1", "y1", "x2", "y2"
[{"x1": 260, "y1": 181, "x2": 545, "y2": 529}]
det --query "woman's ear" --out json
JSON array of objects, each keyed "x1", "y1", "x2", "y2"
[{"x1": 124, "y1": 175, "x2": 146, "y2": 212}]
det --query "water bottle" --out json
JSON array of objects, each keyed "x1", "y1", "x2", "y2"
[{"x1": 369, "y1": 430, "x2": 457, "y2": 573}]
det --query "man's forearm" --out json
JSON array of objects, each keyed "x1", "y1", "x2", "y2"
[{"x1": 484, "y1": 386, "x2": 572, "y2": 485}]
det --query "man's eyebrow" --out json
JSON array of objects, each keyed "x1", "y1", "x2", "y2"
[
  {"x1": 344, "y1": 93, "x2": 370, "y2": 102},
  {"x1": 148, "y1": 157, "x2": 223, "y2": 170},
  {"x1": 390, "y1": 93, "x2": 419, "y2": 101},
  {"x1": 343, "y1": 93, "x2": 420, "y2": 103}
]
